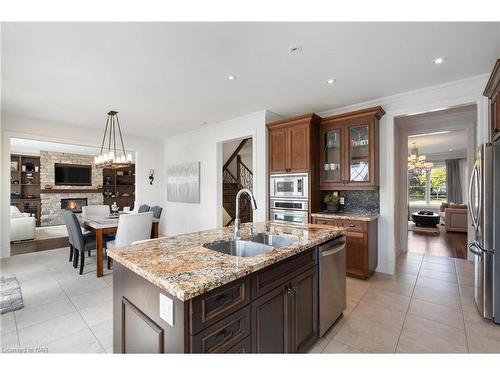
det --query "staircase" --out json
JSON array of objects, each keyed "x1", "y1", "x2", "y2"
[{"x1": 223, "y1": 139, "x2": 253, "y2": 226}]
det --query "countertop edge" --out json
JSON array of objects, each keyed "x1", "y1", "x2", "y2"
[
  {"x1": 108, "y1": 227, "x2": 344, "y2": 301},
  {"x1": 310, "y1": 212, "x2": 379, "y2": 222}
]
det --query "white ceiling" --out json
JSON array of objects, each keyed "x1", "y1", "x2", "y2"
[
  {"x1": 2, "y1": 22, "x2": 499, "y2": 138},
  {"x1": 408, "y1": 130, "x2": 468, "y2": 155}
]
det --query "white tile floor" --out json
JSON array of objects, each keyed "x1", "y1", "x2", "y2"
[
  {"x1": 310, "y1": 252, "x2": 500, "y2": 353},
  {"x1": 1, "y1": 247, "x2": 113, "y2": 353},
  {"x1": 2, "y1": 248, "x2": 500, "y2": 353}
]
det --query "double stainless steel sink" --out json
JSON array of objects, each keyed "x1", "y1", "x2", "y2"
[{"x1": 203, "y1": 233, "x2": 298, "y2": 257}]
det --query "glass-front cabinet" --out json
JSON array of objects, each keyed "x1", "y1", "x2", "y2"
[
  {"x1": 320, "y1": 107, "x2": 384, "y2": 190},
  {"x1": 347, "y1": 123, "x2": 370, "y2": 183},
  {"x1": 321, "y1": 126, "x2": 343, "y2": 184}
]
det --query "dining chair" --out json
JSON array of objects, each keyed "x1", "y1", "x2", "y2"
[
  {"x1": 138, "y1": 204, "x2": 150, "y2": 213},
  {"x1": 150, "y1": 205, "x2": 163, "y2": 219},
  {"x1": 62, "y1": 210, "x2": 76, "y2": 263},
  {"x1": 81, "y1": 205, "x2": 111, "y2": 255},
  {"x1": 65, "y1": 211, "x2": 111, "y2": 275},
  {"x1": 82, "y1": 205, "x2": 110, "y2": 218},
  {"x1": 106, "y1": 212, "x2": 154, "y2": 269}
]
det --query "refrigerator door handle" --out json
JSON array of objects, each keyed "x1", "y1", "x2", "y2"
[
  {"x1": 468, "y1": 242, "x2": 482, "y2": 257},
  {"x1": 468, "y1": 161, "x2": 479, "y2": 230}
]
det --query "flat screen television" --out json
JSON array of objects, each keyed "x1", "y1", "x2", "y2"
[{"x1": 54, "y1": 163, "x2": 92, "y2": 186}]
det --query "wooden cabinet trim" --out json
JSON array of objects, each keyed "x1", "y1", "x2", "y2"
[
  {"x1": 321, "y1": 106, "x2": 385, "y2": 123},
  {"x1": 267, "y1": 113, "x2": 321, "y2": 129},
  {"x1": 189, "y1": 276, "x2": 250, "y2": 334},
  {"x1": 121, "y1": 297, "x2": 165, "y2": 354},
  {"x1": 251, "y1": 249, "x2": 316, "y2": 299},
  {"x1": 484, "y1": 59, "x2": 500, "y2": 98},
  {"x1": 191, "y1": 306, "x2": 251, "y2": 353},
  {"x1": 224, "y1": 335, "x2": 252, "y2": 353}
]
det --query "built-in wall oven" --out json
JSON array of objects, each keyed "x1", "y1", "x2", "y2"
[
  {"x1": 270, "y1": 173, "x2": 309, "y2": 224},
  {"x1": 270, "y1": 173, "x2": 308, "y2": 199},
  {"x1": 270, "y1": 208, "x2": 309, "y2": 224}
]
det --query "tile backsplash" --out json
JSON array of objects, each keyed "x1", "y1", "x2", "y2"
[{"x1": 323, "y1": 190, "x2": 380, "y2": 214}]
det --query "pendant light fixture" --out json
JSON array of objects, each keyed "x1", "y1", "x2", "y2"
[
  {"x1": 94, "y1": 111, "x2": 133, "y2": 168},
  {"x1": 407, "y1": 142, "x2": 433, "y2": 173}
]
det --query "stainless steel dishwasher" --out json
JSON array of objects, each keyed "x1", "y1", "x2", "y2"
[{"x1": 317, "y1": 235, "x2": 346, "y2": 337}]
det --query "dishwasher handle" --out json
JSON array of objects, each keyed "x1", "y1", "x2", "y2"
[
  {"x1": 319, "y1": 236, "x2": 346, "y2": 256},
  {"x1": 321, "y1": 243, "x2": 345, "y2": 257}
]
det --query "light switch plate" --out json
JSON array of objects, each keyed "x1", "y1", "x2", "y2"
[{"x1": 159, "y1": 293, "x2": 174, "y2": 326}]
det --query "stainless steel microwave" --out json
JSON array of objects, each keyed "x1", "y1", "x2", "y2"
[{"x1": 270, "y1": 173, "x2": 308, "y2": 198}]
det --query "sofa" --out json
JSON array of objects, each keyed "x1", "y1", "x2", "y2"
[
  {"x1": 441, "y1": 203, "x2": 468, "y2": 233},
  {"x1": 10, "y1": 205, "x2": 36, "y2": 241}
]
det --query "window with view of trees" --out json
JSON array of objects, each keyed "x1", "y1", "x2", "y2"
[{"x1": 408, "y1": 163, "x2": 447, "y2": 205}]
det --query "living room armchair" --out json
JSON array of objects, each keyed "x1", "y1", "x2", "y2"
[
  {"x1": 441, "y1": 203, "x2": 468, "y2": 233},
  {"x1": 10, "y1": 205, "x2": 36, "y2": 241}
]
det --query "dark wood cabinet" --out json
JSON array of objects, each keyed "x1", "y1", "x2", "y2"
[
  {"x1": 103, "y1": 165, "x2": 135, "y2": 210},
  {"x1": 114, "y1": 249, "x2": 320, "y2": 354},
  {"x1": 267, "y1": 114, "x2": 320, "y2": 174},
  {"x1": 312, "y1": 217, "x2": 378, "y2": 279},
  {"x1": 269, "y1": 128, "x2": 287, "y2": 172},
  {"x1": 10, "y1": 154, "x2": 41, "y2": 227},
  {"x1": 320, "y1": 107, "x2": 384, "y2": 190},
  {"x1": 251, "y1": 266, "x2": 317, "y2": 353},
  {"x1": 289, "y1": 266, "x2": 318, "y2": 353},
  {"x1": 484, "y1": 59, "x2": 500, "y2": 142},
  {"x1": 251, "y1": 282, "x2": 289, "y2": 353}
]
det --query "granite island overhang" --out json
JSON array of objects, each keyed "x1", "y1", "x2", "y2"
[{"x1": 108, "y1": 222, "x2": 345, "y2": 353}]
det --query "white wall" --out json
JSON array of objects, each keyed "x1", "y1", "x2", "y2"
[
  {"x1": 1, "y1": 115, "x2": 164, "y2": 258},
  {"x1": 317, "y1": 74, "x2": 490, "y2": 274},
  {"x1": 161, "y1": 111, "x2": 268, "y2": 236}
]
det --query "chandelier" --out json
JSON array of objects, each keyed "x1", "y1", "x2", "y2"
[
  {"x1": 407, "y1": 142, "x2": 433, "y2": 173},
  {"x1": 94, "y1": 111, "x2": 133, "y2": 168}
]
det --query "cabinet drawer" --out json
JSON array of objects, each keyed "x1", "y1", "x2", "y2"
[
  {"x1": 189, "y1": 276, "x2": 250, "y2": 334},
  {"x1": 342, "y1": 220, "x2": 366, "y2": 233},
  {"x1": 224, "y1": 335, "x2": 252, "y2": 353},
  {"x1": 191, "y1": 306, "x2": 251, "y2": 353},
  {"x1": 251, "y1": 249, "x2": 316, "y2": 299}
]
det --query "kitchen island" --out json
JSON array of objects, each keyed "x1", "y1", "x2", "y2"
[{"x1": 108, "y1": 222, "x2": 344, "y2": 353}]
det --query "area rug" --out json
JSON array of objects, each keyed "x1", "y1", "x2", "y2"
[
  {"x1": 0, "y1": 273, "x2": 24, "y2": 314},
  {"x1": 408, "y1": 221, "x2": 440, "y2": 235},
  {"x1": 35, "y1": 224, "x2": 68, "y2": 240}
]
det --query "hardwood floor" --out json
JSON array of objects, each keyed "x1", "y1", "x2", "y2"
[
  {"x1": 10, "y1": 236, "x2": 69, "y2": 256},
  {"x1": 407, "y1": 225, "x2": 467, "y2": 259}
]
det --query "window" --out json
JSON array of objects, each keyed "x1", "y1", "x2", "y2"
[{"x1": 408, "y1": 162, "x2": 447, "y2": 205}]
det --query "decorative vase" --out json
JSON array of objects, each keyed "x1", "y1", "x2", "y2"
[{"x1": 326, "y1": 202, "x2": 339, "y2": 212}]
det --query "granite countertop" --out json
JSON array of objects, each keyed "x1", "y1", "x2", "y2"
[
  {"x1": 311, "y1": 211, "x2": 379, "y2": 222},
  {"x1": 107, "y1": 222, "x2": 344, "y2": 301}
]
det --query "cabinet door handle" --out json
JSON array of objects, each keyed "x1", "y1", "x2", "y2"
[
  {"x1": 348, "y1": 224, "x2": 355, "y2": 228},
  {"x1": 216, "y1": 329, "x2": 232, "y2": 341},
  {"x1": 286, "y1": 284, "x2": 294, "y2": 295}
]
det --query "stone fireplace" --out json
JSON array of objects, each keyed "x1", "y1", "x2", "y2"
[
  {"x1": 61, "y1": 198, "x2": 88, "y2": 213},
  {"x1": 40, "y1": 151, "x2": 104, "y2": 226}
]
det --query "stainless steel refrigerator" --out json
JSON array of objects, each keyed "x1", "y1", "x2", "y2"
[{"x1": 468, "y1": 142, "x2": 499, "y2": 324}]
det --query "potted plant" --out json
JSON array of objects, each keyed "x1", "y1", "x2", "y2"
[{"x1": 324, "y1": 193, "x2": 340, "y2": 212}]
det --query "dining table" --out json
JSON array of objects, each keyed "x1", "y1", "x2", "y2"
[{"x1": 82, "y1": 213, "x2": 160, "y2": 277}]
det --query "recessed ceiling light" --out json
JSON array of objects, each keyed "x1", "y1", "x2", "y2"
[
  {"x1": 327, "y1": 78, "x2": 335, "y2": 85},
  {"x1": 449, "y1": 148, "x2": 453, "y2": 152},
  {"x1": 289, "y1": 45, "x2": 302, "y2": 54},
  {"x1": 433, "y1": 57, "x2": 446, "y2": 64},
  {"x1": 226, "y1": 75, "x2": 236, "y2": 80}
]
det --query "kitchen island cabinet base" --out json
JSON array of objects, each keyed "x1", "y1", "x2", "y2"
[{"x1": 113, "y1": 248, "x2": 321, "y2": 353}]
